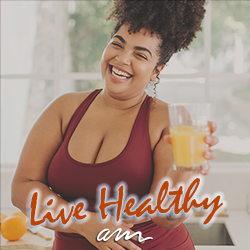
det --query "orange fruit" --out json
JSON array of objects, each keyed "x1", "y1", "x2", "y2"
[
  {"x1": 12, "y1": 210, "x2": 28, "y2": 223},
  {"x1": 1, "y1": 215, "x2": 28, "y2": 241},
  {"x1": 0, "y1": 212, "x2": 8, "y2": 228}
]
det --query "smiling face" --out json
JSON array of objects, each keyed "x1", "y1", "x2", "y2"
[{"x1": 100, "y1": 24, "x2": 164, "y2": 100}]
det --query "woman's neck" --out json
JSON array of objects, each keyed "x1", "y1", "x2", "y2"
[{"x1": 100, "y1": 89, "x2": 147, "y2": 111}]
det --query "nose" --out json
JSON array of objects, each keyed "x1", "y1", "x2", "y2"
[{"x1": 115, "y1": 50, "x2": 131, "y2": 65}]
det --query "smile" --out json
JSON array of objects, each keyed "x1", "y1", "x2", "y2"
[{"x1": 110, "y1": 65, "x2": 133, "y2": 80}]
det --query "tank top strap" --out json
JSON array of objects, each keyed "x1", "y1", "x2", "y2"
[
  {"x1": 63, "y1": 89, "x2": 102, "y2": 140},
  {"x1": 140, "y1": 95, "x2": 153, "y2": 122},
  {"x1": 137, "y1": 95, "x2": 152, "y2": 127},
  {"x1": 129, "y1": 95, "x2": 153, "y2": 143}
]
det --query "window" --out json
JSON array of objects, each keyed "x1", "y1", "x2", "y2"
[{"x1": 1, "y1": 1, "x2": 250, "y2": 165}]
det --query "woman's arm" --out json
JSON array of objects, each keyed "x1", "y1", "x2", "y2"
[
  {"x1": 149, "y1": 103, "x2": 218, "y2": 228},
  {"x1": 12, "y1": 93, "x2": 86, "y2": 232},
  {"x1": 149, "y1": 126, "x2": 197, "y2": 228},
  {"x1": 11, "y1": 93, "x2": 142, "y2": 250}
]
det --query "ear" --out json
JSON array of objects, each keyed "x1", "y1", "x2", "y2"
[{"x1": 150, "y1": 64, "x2": 164, "y2": 82}]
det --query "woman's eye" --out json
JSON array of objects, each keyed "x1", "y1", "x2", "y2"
[
  {"x1": 136, "y1": 53, "x2": 147, "y2": 60},
  {"x1": 111, "y1": 42, "x2": 122, "y2": 48}
]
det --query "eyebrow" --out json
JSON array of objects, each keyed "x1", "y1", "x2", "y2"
[
  {"x1": 113, "y1": 35, "x2": 152, "y2": 57},
  {"x1": 134, "y1": 46, "x2": 152, "y2": 57}
]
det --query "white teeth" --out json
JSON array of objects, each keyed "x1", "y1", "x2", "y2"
[
  {"x1": 112, "y1": 66, "x2": 131, "y2": 79},
  {"x1": 112, "y1": 71, "x2": 126, "y2": 79}
]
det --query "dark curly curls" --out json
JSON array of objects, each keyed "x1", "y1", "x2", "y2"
[{"x1": 107, "y1": 0, "x2": 206, "y2": 66}]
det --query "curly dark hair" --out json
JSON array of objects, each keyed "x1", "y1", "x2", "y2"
[{"x1": 107, "y1": 0, "x2": 206, "y2": 67}]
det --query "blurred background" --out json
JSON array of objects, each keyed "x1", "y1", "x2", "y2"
[{"x1": 1, "y1": 0, "x2": 250, "y2": 165}]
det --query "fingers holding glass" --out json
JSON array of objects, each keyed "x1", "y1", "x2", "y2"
[
  {"x1": 207, "y1": 121, "x2": 217, "y2": 135},
  {"x1": 205, "y1": 135, "x2": 219, "y2": 147}
]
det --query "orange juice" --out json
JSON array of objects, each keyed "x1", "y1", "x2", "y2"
[{"x1": 170, "y1": 125, "x2": 209, "y2": 168}]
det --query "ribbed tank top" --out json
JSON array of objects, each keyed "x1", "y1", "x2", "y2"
[{"x1": 47, "y1": 89, "x2": 154, "y2": 212}]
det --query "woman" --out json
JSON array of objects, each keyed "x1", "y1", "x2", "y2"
[{"x1": 11, "y1": 1, "x2": 218, "y2": 249}]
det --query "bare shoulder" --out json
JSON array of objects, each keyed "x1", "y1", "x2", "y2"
[
  {"x1": 149, "y1": 98, "x2": 170, "y2": 131},
  {"x1": 149, "y1": 98, "x2": 170, "y2": 149},
  {"x1": 53, "y1": 91, "x2": 92, "y2": 114},
  {"x1": 52, "y1": 90, "x2": 94, "y2": 134},
  {"x1": 150, "y1": 98, "x2": 169, "y2": 116}
]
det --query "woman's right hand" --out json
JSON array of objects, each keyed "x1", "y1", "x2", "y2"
[{"x1": 76, "y1": 212, "x2": 143, "y2": 250}]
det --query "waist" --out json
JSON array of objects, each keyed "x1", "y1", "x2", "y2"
[{"x1": 56, "y1": 219, "x2": 183, "y2": 239}]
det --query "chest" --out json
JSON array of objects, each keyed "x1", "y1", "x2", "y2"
[
  {"x1": 68, "y1": 102, "x2": 154, "y2": 164},
  {"x1": 48, "y1": 101, "x2": 154, "y2": 203}
]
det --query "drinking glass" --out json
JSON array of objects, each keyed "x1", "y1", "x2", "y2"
[{"x1": 168, "y1": 103, "x2": 211, "y2": 171}]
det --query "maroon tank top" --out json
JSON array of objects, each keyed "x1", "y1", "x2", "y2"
[
  {"x1": 47, "y1": 89, "x2": 154, "y2": 212},
  {"x1": 47, "y1": 89, "x2": 194, "y2": 250}
]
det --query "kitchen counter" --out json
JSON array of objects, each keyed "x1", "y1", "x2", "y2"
[{"x1": 185, "y1": 210, "x2": 250, "y2": 250}]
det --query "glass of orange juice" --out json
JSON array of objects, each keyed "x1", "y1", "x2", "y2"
[{"x1": 168, "y1": 103, "x2": 211, "y2": 171}]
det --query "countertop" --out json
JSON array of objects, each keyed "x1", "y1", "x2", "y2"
[{"x1": 186, "y1": 210, "x2": 250, "y2": 250}]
